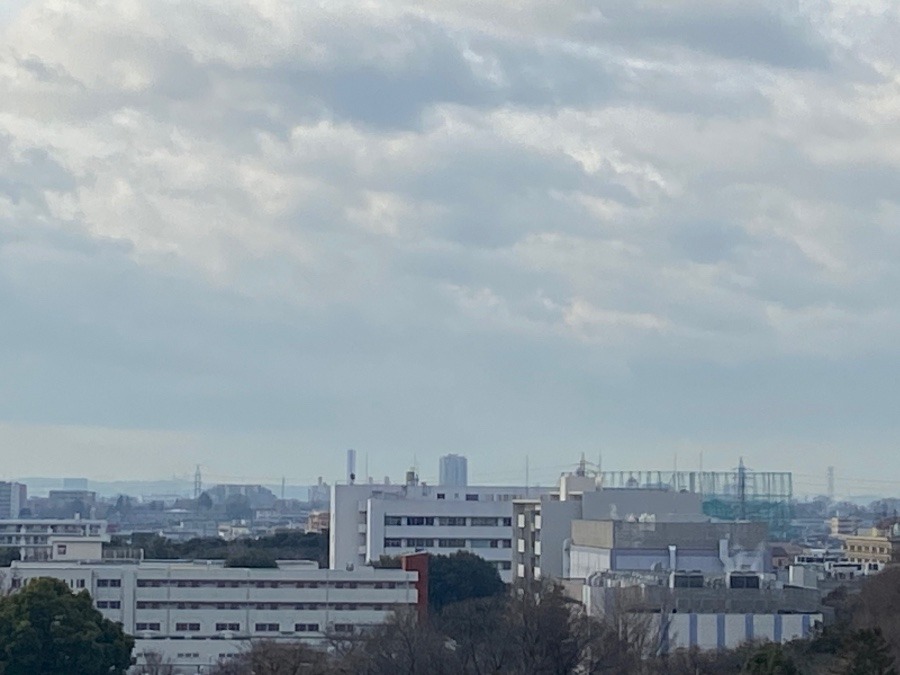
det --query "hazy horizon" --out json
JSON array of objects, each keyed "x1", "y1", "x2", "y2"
[{"x1": 2, "y1": 2, "x2": 900, "y2": 499}]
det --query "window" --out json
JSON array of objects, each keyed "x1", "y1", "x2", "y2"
[
  {"x1": 333, "y1": 624, "x2": 354, "y2": 633},
  {"x1": 76, "y1": 579, "x2": 85, "y2": 589},
  {"x1": 501, "y1": 539, "x2": 512, "y2": 548},
  {"x1": 502, "y1": 517, "x2": 512, "y2": 527},
  {"x1": 108, "y1": 579, "x2": 121, "y2": 587},
  {"x1": 470, "y1": 539, "x2": 493, "y2": 548},
  {"x1": 437, "y1": 493, "x2": 445, "y2": 500},
  {"x1": 255, "y1": 623, "x2": 279, "y2": 632},
  {"x1": 96, "y1": 601, "x2": 108, "y2": 608},
  {"x1": 56, "y1": 544, "x2": 67, "y2": 555},
  {"x1": 384, "y1": 515, "x2": 402, "y2": 526},
  {"x1": 438, "y1": 538, "x2": 466, "y2": 548},
  {"x1": 465, "y1": 494, "x2": 479, "y2": 501},
  {"x1": 406, "y1": 516, "x2": 426, "y2": 526},
  {"x1": 295, "y1": 623, "x2": 320, "y2": 632},
  {"x1": 135, "y1": 623, "x2": 161, "y2": 632},
  {"x1": 216, "y1": 623, "x2": 240, "y2": 631},
  {"x1": 108, "y1": 601, "x2": 121, "y2": 609},
  {"x1": 471, "y1": 517, "x2": 498, "y2": 527},
  {"x1": 438, "y1": 517, "x2": 466, "y2": 526},
  {"x1": 97, "y1": 579, "x2": 109, "y2": 588},
  {"x1": 406, "y1": 538, "x2": 434, "y2": 548},
  {"x1": 383, "y1": 537, "x2": 402, "y2": 548},
  {"x1": 499, "y1": 561, "x2": 512, "y2": 570},
  {"x1": 175, "y1": 623, "x2": 200, "y2": 632}
]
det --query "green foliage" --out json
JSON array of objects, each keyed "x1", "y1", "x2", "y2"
[
  {"x1": 0, "y1": 548, "x2": 20, "y2": 567},
  {"x1": 197, "y1": 491, "x2": 213, "y2": 511},
  {"x1": 836, "y1": 628, "x2": 897, "y2": 675},
  {"x1": 225, "y1": 548, "x2": 278, "y2": 568},
  {"x1": 225, "y1": 494, "x2": 252, "y2": 521},
  {"x1": 132, "y1": 530, "x2": 328, "y2": 567},
  {"x1": 0, "y1": 577, "x2": 133, "y2": 675},
  {"x1": 428, "y1": 550, "x2": 505, "y2": 612},
  {"x1": 742, "y1": 642, "x2": 800, "y2": 674}
]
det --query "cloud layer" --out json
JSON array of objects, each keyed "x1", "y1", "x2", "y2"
[{"x1": 1, "y1": 0, "x2": 900, "y2": 492}]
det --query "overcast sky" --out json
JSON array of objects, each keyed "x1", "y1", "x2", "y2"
[{"x1": 1, "y1": 1, "x2": 899, "y2": 496}]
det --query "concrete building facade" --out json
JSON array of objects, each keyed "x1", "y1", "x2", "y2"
[
  {"x1": 514, "y1": 469, "x2": 708, "y2": 581},
  {"x1": 578, "y1": 570, "x2": 822, "y2": 652},
  {"x1": 5, "y1": 560, "x2": 419, "y2": 673},
  {"x1": 567, "y1": 520, "x2": 769, "y2": 578},
  {"x1": 0, "y1": 518, "x2": 108, "y2": 560},
  {"x1": 330, "y1": 480, "x2": 545, "y2": 582}
]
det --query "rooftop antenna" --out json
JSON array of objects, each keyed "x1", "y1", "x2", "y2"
[
  {"x1": 738, "y1": 457, "x2": 747, "y2": 520},
  {"x1": 827, "y1": 466, "x2": 835, "y2": 503},
  {"x1": 281, "y1": 476, "x2": 285, "y2": 501},
  {"x1": 525, "y1": 455, "x2": 530, "y2": 497}
]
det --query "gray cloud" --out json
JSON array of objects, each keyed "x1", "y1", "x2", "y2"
[{"x1": 1, "y1": 0, "x2": 900, "y2": 491}]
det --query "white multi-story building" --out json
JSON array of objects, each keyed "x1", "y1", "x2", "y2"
[
  {"x1": 5, "y1": 559, "x2": 419, "y2": 674},
  {"x1": 0, "y1": 518, "x2": 108, "y2": 560},
  {"x1": 330, "y1": 478, "x2": 547, "y2": 582},
  {"x1": 439, "y1": 454, "x2": 468, "y2": 487}
]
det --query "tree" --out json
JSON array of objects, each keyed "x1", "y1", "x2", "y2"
[
  {"x1": 338, "y1": 608, "x2": 457, "y2": 675},
  {"x1": 136, "y1": 650, "x2": 175, "y2": 675},
  {"x1": 742, "y1": 642, "x2": 800, "y2": 675},
  {"x1": 0, "y1": 548, "x2": 20, "y2": 567},
  {"x1": 0, "y1": 577, "x2": 133, "y2": 675},
  {"x1": 197, "y1": 491, "x2": 213, "y2": 511},
  {"x1": 225, "y1": 494, "x2": 253, "y2": 521},
  {"x1": 835, "y1": 628, "x2": 897, "y2": 675},
  {"x1": 225, "y1": 548, "x2": 278, "y2": 568},
  {"x1": 428, "y1": 551, "x2": 505, "y2": 612},
  {"x1": 211, "y1": 640, "x2": 331, "y2": 675}
]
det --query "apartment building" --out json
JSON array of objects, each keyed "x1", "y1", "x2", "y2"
[
  {"x1": 5, "y1": 559, "x2": 419, "y2": 673},
  {"x1": 839, "y1": 525, "x2": 900, "y2": 566},
  {"x1": 330, "y1": 477, "x2": 547, "y2": 582},
  {"x1": 0, "y1": 518, "x2": 108, "y2": 560}
]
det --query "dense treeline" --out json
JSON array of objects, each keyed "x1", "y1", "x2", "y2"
[{"x1": 126, "y1": 530, "x2": 329, "y2": 567}]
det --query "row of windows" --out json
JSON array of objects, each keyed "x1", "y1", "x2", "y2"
[
  {"x1": 846, "y1": 544, "x2": 890, "y2": 554},
  {"x1": 96, "y1": 579, "x2": 122, "y2": 588},
  {"x1": 134, "y1": 579, "x2": 401, "y2": 590},
  {"x1": 384, "y1": 516, "x2": 513, "y2": 527},
  {"x1": 96, "y1": 601, "x2": 121, "y2": 609},
  {"x1": 384, "y1": 538, "x2": 512, "y2": 549},
  {"x1": 134, "y1": 601, "x2": 395, "y2": 611},
  {"x1": 162, "y1": 622, "x2": 341, "y2": 634}
]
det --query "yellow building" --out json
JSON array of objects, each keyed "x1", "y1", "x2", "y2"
[{"x1": 840, "y1": 527, "x2": 900, "y2": 565}]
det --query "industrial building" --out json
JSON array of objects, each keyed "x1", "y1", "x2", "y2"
[
  {"x1": 5, "y1": 559, "x2": 420, "y2": 673},
  {"x1": 576, "y1": 569, "x2": 823, "y2": 652},
  {"x1": 514, "y1": 463, "x2": 712, "y2": 582},
  {"x1": 597, "y1": 461, "x2": 793, "y2": 539},
  {"x1": 566, "y1": 519, "x2": 769, "y2": 579}
]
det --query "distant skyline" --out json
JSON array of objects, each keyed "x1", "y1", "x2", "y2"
[{"x1": 2, "y1": 1, "x2": 900, "y2": 496}]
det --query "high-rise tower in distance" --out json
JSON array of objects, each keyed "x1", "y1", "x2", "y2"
[{"x1": 439, "y1": 454, "x2": 468, "y2": 487}]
